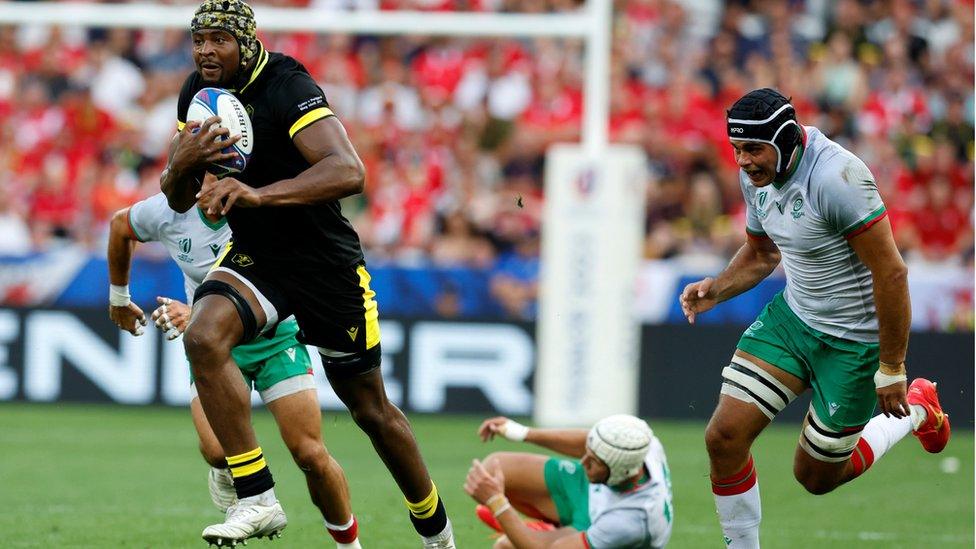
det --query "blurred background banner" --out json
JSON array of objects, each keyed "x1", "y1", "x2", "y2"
[
  {"x1": 0, "y1": 306, "x2": 971, "y2": 426},
  {"x1": 0, "y1": 252, "x2": 970, "y2": 331}
]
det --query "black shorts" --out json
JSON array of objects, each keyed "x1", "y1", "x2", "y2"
[{"x1": 212, "y1": 243, "x2": 380, "y2": 353}]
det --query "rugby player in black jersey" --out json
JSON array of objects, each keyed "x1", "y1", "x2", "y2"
[{"x1": 162, "y1": 1, "x2": 455, "y2": 547}]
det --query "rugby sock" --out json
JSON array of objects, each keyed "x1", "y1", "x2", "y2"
[
  {"x1": 406, "y1": 483, "x2": 449, "y2": 538},
  {"x1": 325, "y1": 516, "x2": 361, "y2": 548},
  {"x1": 850, "y1": 411, "x2": 917, "y2": 477},
  {"x1": 226, "y1": 447, "x2": 276, "y2": 499},
  {"x1": 712, "y1": 455, "x2": 761, "y2": 549}
]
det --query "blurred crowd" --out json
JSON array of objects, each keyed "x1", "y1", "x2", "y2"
[{"x1": 0, "y1": 0, "x2": 971, "y2": 320}]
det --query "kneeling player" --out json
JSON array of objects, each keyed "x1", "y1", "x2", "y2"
[
  {"x1": 108, "y1": 194, "x2": 361, "y2": 547},
  {"x1": 465, "y1": 415, "x2": 673, "y2": 548}
]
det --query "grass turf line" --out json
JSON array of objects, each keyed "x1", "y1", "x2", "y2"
[{"x1": 0, "y1": 403, "x2": 971, "y2": 548}]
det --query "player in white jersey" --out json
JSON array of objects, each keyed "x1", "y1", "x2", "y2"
[
  {"x1": 679, "y1": 88, "x2": 950, "y2": 548},
  {"x1": 465, "y1": 414, "x2": 673, "y2": 548},
  {"x1": 107, "y1": 193, "x2": 363, "y2": 547}
]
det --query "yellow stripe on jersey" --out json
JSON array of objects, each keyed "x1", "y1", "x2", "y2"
[
  {"x1": 210, "y1": 242, "x2": 234, "y2": 272},
  {"x1": 237, "y1": 44, "x2": 269, "y2": 95},
  {"x1": 288, "y1": 107, "x2": 334, "y2": 139},
  {"x1": 356, "y1": 265, "x2": 381, "y2": 350},
  {"x1": 177, "y1": 120, "x2": 186, "y2": 132}
]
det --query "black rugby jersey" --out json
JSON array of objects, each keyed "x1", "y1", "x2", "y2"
[{"x1": 177, "y1": 44, "x2": 364, "y2": 267}]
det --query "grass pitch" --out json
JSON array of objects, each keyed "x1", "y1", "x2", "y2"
[{"x1": 0, "y1": 403, "x2": 970, "y2": 548}]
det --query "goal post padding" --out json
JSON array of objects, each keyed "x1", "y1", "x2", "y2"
[{"x1": 534, "y1": 144, "x2": 647, "y2": 427}]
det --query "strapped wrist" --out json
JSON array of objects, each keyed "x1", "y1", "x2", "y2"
[
  {"x1": 485, "y1": 494, "x2": 510, "y2": 516},
  {"x1": 502, "y1": 420, "x2": 529, "y2": 442},
  {"x1": 109, "y1": 284, "x2": 131, "y2": 307},
  {"x1": 878, "y1": 360, "x2": 906, "y2": 376}
]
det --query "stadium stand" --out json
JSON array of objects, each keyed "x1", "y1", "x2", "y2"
[{"x1": 0, "y1": 0, "x2": 970, "y2": 321}]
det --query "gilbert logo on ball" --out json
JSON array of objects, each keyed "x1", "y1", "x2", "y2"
[{"x1": 185, "y1": 87, "x2": 254, "y2": 176}]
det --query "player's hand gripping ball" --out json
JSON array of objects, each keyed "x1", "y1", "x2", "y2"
[{"x1": 186, "y1": 87, "x2": 253, "y2": 176}]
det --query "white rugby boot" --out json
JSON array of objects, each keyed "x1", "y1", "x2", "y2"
[
  {"x1": 208, "y1": 467, "x2": 237, "y2": 513},
  {"x1": 421, "y1": 519, "x2": 456, "y2": 549},
  {"x1": 202, "y1": 498, "x2": 287, "y2": 546}
]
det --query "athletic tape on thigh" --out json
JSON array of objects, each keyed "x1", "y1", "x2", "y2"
[
  {"x1": 193, "y1": 280, "x2": 258, "y2": 344},
  {"x1": 320, "y1": 344, "x2": 381, "y2": 378},
  {"x1": 259, "y1": 373, "x2": 316, "y2": 404},
  {"x1": 720, "y1": 355, "x2": 798, "y2": 420},
  {"x1": 212, "y1": 267, "x2": 279, "y2": 330},
  {"x1": 799, "y1": 405, "x2": 863, "y2": 463}
]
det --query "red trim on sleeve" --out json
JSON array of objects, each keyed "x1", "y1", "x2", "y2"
[
  {"x1": 845, "y1": 210, "x2": 887, "y2": 240},
  {"x1": 581, "y1": 532, "x2": 591, "y2": 549},
  {"x1": 746, "y1": 231, "x2": 771, "y2": 241},
  {"x1": 123, "y1": 210, "x2": 140, "y2": 241}
]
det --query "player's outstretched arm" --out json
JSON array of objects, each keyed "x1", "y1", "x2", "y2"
[
  {"x1": 680, "y1": 235, "x2": 781, "y2": 324},
  {"x1": 253, "y1": 116, "x2": 366, "y2": 207},
  {"x1": 849, "y1": 216, "x2": 911, "y2": 418},
  {"x1": 478, "y1": 417, "x2": 589, "y2": 458},
  {"x1": 107, "y1": 208, "x2": 147, "y2": 335},
  {"x1": 161, "y1": 117, "x2": 240, "y2": 213}
]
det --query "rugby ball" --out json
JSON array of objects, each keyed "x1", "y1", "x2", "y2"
[{"x1": 186, "y1": 87, "x2": 253, "y2": 176}]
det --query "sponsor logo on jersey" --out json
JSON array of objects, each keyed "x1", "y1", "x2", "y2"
[
  {"x1": 828, "y1": 402, "x2": 840, "y2": 416},
  {"x1": 209, "y1": 243, "x2": 222, "y2": 257},
  {"x1": 755, "y1": 191, "x2": 769, "y2": 219},
  {"x1": 744, "y1": 320, "x2": 764, "y2": 336},
  {"x1": 177, "y1": 237, "x2": 194, "y2": 263},
  {"x1": 346, "y1": 326, "x2": 359, "y2": 342},
  {"x1": 232, "y1": 253, "x2": 254, "y2": 267},
  {"x1": 791, "y1": 197, "x2": 805, "y2": 220},
  {"x1": 285, "y1": 347, "x2": 296, "y2": 361}
]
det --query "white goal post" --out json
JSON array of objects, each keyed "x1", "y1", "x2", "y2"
[{"x1": 0, "y1": 1, "x2": 644, "y2": 426}]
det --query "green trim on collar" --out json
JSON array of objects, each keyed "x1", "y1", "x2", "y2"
[
  {"x1": 610, "y1": 467, "x2": 651, "y2": 493},
  {"x1": 197, "y1": 206, "x2": 228, "y2": 230}
]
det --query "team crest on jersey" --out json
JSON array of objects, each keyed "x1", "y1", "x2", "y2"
[
  {"x1": 177, "y1": 237, "x2": 194, "y2": 263},
  {"x1": 791, "y1": 197, "x2": 805, "y2": 220},
  {"x1": 232, "y1": 253, "x2": 254, "y2": 267}
]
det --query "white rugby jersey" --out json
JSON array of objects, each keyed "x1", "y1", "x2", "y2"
[
  {"x1": 585, "y1": 437, "x2": 674, "y2": 549},
  {"x1": 128, "y1": 192, "x2": 232, "y2": 304},
  {"x1": 741, "y1": 126, "x2": 887, "y2": 342}
]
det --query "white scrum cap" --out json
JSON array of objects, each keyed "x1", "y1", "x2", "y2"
[{"x1": 586, "y1": 414, "x2": 653, "y2": 486}]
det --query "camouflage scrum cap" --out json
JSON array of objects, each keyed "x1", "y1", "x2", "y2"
[{"x1": 190, "y1": 0, "x2": 258, "y2": 66}]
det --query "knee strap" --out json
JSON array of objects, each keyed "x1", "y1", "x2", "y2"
[
  {"x1": 720, "y1": 355, "x2": 798, "y2": 420},
  {"x1": 800, "y1": 406, "x2": 863, "y2": 463},
  {"x1": 321, "y1": 344, "x2": 381, "y2": 379},
  {"x1": 194, "y1": 280, "x2": 258, "y2": 345}
]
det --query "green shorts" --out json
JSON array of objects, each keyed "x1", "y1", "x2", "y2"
[
  {"x1": 190, "y1": 319, "x2": 312, "y2": 393},
  {"x1": 736, "y1": 292, "x2": 879, "y2": 431},
  {"x1": 543, "y1": 458, "x2": 590, "y2": 531}
]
